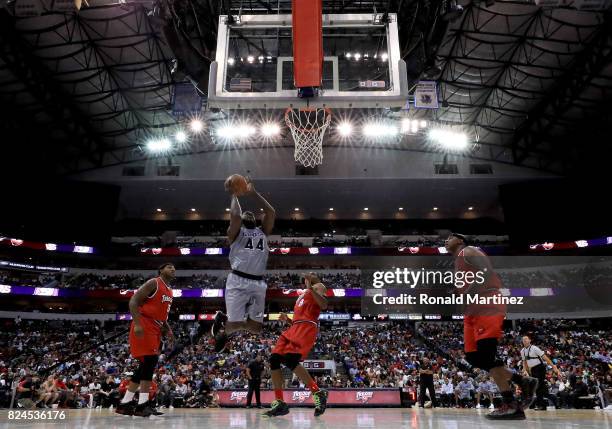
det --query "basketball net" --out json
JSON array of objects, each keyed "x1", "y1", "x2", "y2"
[{"x1": 285, "y1": 107, "x2": 332, "y2": 168}]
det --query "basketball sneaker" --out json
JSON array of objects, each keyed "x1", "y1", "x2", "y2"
[
  {"x1": 263, "y1": 400, "x2": 290, "y2": 417},
  {"x1": 133, "y1": 401, "x2": 157, "y2": 417},
  {"x1": 485, "y1": 401, "x2": 525, "y2": 420},
  {"x1": 519, "y1": 377, "x2": 539, "y2": 409},
  {"x1": 313, "y1": 389, "x2": 328, "y2": 417},
  {"x1": 115, "y1": 401, "x2": 135, "y2": 416},
  {"x1": 211, "y1": 311, "x2": 227, "y2": 337}
]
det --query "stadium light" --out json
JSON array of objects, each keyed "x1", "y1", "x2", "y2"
[
  {"x1": 399, "y1": 207, "x2": 404, "y2": 211},
  {"x1": 364, "y1": 207, "x2": 369, "y2": 211},
  {"x1": 363, "y1": 122, "x2": 398, "y2": 138},
  {"x1": 261, "y1": 122, "x2": 281, "y2": 137},
  {"x1": 217, "y1": 123, "x2": 256, "y2": 140},
  {"x1": 247, "y1": 55, "x2": 254, "y2": 63},
  {"x1": 337, "y1": 122, "x2": 352, "y2": 137},
  {"x1": 294, "y1": 207, "x2": 300, "y2": 211},
  {"x1": 420, "y1": 120, "x2": 427, "y2": 128},
  {"x1": 156, "y1": 208, "x2": 162, "y2": 212},
  {"x1": 174, "y1": 130, "x2": 188, "y2": 143},
  {"x1": 329, "y1": 208, "x2": 334, "y2": 211},
  {"x1": 190, "y1": 119, "x2": 204, "y2": 133},
  {"x1": 381, "y1": 53, "x2": 389, "y2": 62},
  {"x1": 191, "y1": 208, "x2": 196, "y2": 212},
  {"x1": 428, "y1": 128, "x2": 468, "y2": 150},
  {"x1": 146, "y1": 138, "x2": 172, "y2": 152},
  {"x1": 345, "y1": 53, "x2": 352, "y2": 59},
  {"x1": 468, "y1": 206, "x2": 474, "y2": 211},
  {"x1": 227, "y1": 58, "x2": 235, "y2": 66},
  {"x1": 354, "y1": 53, "x2": 362, "y2": 61},
  {"x1": 433, "y1": 207, "x2": 438, "y2": 211}
]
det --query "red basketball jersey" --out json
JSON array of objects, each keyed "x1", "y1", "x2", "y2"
[
  {"x1": 139, "y1": 277, "x2": 173, "y2": 321},
  {"x1": 454, "y1": 247, "x2": 502, "y2": 293},
  {"x1": 454, "y1": 247, "x2": 505, "y2": 315},
  {"x1": 292, "y1": 289, "x2": 321, "y2": 323}
]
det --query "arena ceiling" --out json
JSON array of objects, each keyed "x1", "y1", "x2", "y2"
[{"x1": 0, "y1": 0, "x2": 611, "y2": 176}]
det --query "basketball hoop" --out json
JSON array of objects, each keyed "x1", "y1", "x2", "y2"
[{"x1": 285, "y1": 107, "x2": 332, "y2": 168}]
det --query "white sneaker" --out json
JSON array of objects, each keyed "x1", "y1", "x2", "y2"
[
  {"x1": 109, "y1": 405, "x2": 113, "y2": 410},
  {"x1": 476, "y1": 404, "x2": 482, "y2": 409},
  {"x1": 605, "y1": 405, "x2": 612, "y2": 410},
  {"x1": 489, "y1": 404, "x2": 495, "y2": 410},
  {"x1": 169, "y1": 405, "x2": 174, "y2": 410}
]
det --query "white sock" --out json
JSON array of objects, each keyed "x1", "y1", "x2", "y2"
[
  {"x1": 121, "y1": 390, "x2": 136, "y2": 404},
  {"x1": 138, "y1": 393, "x2": 149, "y2": 405}
]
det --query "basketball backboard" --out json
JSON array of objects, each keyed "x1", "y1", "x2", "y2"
[{"x1": 208, "y1": 13, "x2": 409, "y2": 110}]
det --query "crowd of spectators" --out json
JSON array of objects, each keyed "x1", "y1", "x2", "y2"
[
  {"x1": 1, "y1": 270, "x2": 362, "y2": 290},
  {"x1": 2, "y1": 317, "x2": 610, "y2": 411},
  {"x1": 4, "y1": 263, "x2": 612, "y2": 292}
]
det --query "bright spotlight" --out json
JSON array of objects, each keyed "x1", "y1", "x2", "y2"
[
  {"x1": 337, "y1": 122, "x2": 353, "y2": 137},
  {"x1": 381, "y1": 52, "x2": 389, "y2": 62},
  {"x1": 227, "y1": 58, "x2": 235, "y2": 66},
  {"x1": 216, "y1": 126, "x2": 234, "y2": 139},
  {"x1": 363, "y1": 122, "x2": 398, "y2": 138},
  {"x1": 401, "y1": 118, "x2": 411, "y2": 134},
  {"x1": 420, "y1": 120, "x2": 427, "y2": 128},
  {"x1": 428, "y1": 129, "x2": 468, "y2": 150},
  {"x1": 217, "y1": 123, "x2": 256, "y2": 140},
  {"x1": 247, "y1": 55, "x2": 254, "y2": 63},
  {"x1": 261, "y1": 122, "x2": 281, "y2": 137},
  {"x1": 411, "y1": 120, "x2": 419, "y2": 134},
  {"x1": 345, "y1": 52, "x2": 352, "y2": 59},
  {"x1": 174, "y1": 130, "x2": 188, "y2": 143},
  {"x1": 146, "y1": 138, "x2": 172, "y2": 152},
  {"x1": 354, "y1": 53, "x2": 362, "y2": 61},
  {"x1": 190, "y1": 119, "x2": 204, "y2": 133}
]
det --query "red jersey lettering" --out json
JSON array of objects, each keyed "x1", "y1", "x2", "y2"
[
  {"x1": 139, "y1": 277, "x2": 173, "y2": 321},
  {"x1": 292, "y1": 290, "x2": 321, "y2": 323}
]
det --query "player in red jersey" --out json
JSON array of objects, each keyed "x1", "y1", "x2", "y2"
[
  {"x1": 264, "y1": 273, "x2": 329, "y2": 418},
  {"x1": 115, "y1": 263, "x2": 175, "y2": 418},
  {"x1": 445, "y1": 233, "x2": 538, "y2": 420}
]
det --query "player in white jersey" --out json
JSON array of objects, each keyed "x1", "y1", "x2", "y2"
[{"x1": 212, "y1": 178, "x2": 275, "y2": 352}]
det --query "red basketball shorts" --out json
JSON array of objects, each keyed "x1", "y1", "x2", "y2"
[
  {"x1": 272, "y1": 321, "x2": 318, "y2": 360},
  {"x1": 129, "y1": 318, "x2": 162, "y2": 360},
  {"x1": 463, "y1": 315, "x2": 504, "y2": 353}
]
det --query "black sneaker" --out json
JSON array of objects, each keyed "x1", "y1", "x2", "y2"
[
  {"x1": 520, "y1": 377, "x2": 539, "y2": 409},
  {"x1": 214, "y1": 332, "x2": 229, "y2": 353},
  {"x1": 133, "y1": 402, "x2": 156, "y2": 417},
  {"x1": 211, "y1": 311, "x2": 227, "y2": 337},
  {"x1": 486, "y1": 401, "x2": 526, "y2": 420},
  {"x1": 313, "y1": 390, "x2": 328, "y2": 417},
  {"x1": 263, "y1": 400, "x2": 290, "y2": 417},
  {"x1": 115, "y1": 401, "x2": 135, "y2": 416},
  {"x1": 150, "y1": 406, "x2": 164, "y2": 416}
]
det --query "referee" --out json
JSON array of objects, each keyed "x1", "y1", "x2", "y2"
[
  {"x1": 245, "y1": 354, "x2": 264, "y2": 408},
  {"x1": 520, "y1": 335, "x2": 561, "y2": 410},
  {"x1": 419, "y1": 357, "x2": 437, "y2": 408}
]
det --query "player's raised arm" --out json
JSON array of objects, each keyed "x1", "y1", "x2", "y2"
[
  {"x1": 304, "y1": 273, "x2": 328, "y2": 310},
  {"x1": 128, "y1": 278, "x2": 158, "y2": 336},
  {"x1": 246, "y1": 179, "x2": 276, "y2": 235},
  {"x1": 227, "y1": 195, "x2": 242, "y2": 243}
]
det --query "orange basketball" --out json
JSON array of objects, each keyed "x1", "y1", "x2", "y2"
[{"x1": 225, "y1": 174, "x2": 248, "y2": 196}]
